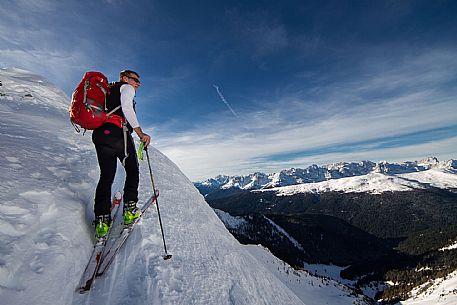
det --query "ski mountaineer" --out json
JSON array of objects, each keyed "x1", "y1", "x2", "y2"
[{"x1": 92, "y1": 69, "x2": 151, "y2": 238}]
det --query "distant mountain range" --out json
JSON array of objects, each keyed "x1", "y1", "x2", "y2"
[
  {"x1": 196, "y1": 157, "x2": 457, "y2": 303},
  {"x1": 195, "y1": 157, "x2": 457, "y2": 196}
]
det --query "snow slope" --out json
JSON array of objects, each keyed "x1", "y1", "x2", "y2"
[
  {"x1": 399, "y1": 270, "x2": 457, "y2": 305},
  {"x1": 257, "y1": 170, "x2": 457, "y2": 196},
  {"x1": 245, "y1": 245, "x2": 371, "y2": 305},
  {"x1": 0, "y1": 68, "x2": 373, "y2": 305},
  {"x1": 0, "y1": 68, "x2": 307, "y2": 305},
  {"x1": 215, "y1": 211, "x2": 370, "y2": 304},
  {"x1": 0, "y1": 68, "x2": 95, "y2": 304},
  {"x1": 398, "y1": 169, "x2": 457, "y2": 191}
]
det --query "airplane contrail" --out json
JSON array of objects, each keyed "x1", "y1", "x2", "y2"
[{"x1": 213, "y1": 84, "x2": 238, "y2": 117}]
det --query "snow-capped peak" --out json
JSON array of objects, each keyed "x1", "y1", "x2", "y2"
[{"x1": 196, "y1": 158, "x2": 457, "y2": 192}]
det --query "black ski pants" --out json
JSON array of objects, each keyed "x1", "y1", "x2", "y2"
[{"x1": 92, "y1": 123, "x2": 139, "y2": 217}]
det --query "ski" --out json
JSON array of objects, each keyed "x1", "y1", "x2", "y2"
[
  {"x1": 76, "y1": 192, "x2": 122, "y2": 294},
  {"x1": 96, "y1": 192, "x2": 159, "y2": 277}
]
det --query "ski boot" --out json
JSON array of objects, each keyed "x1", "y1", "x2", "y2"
[
  {"x1": 123, "y1": 201, "x2": 141, "y2": 225},
  {"x1": 95, "y1": 214, "x2": 112, "y2": 239}
]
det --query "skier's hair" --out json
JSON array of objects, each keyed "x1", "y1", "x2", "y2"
[{"x1": 119, "y1": 70, "x2": 140, "y2": 81}]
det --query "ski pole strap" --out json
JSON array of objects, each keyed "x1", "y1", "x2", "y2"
[
  {"x1": 121, "y1": 123, "x2": 129, "y2": 166},
  {"x1": 137, "y1": 142, "x2": 144, "y2": 161}
]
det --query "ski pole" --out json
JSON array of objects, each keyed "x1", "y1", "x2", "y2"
[{"x1": 144, "y1": 146, "x2": 172, "y2": 260}]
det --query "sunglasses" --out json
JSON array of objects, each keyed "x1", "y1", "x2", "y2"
[{"x1": 128, "y1": 76, "x2": 141, "y2": 84}]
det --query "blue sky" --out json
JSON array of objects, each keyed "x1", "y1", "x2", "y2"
[{"x1": 1, "y1": 0, "x2": 457, "y2": 180}]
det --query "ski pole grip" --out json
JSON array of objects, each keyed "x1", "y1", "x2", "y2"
[{"x1": 137, "y1": 142, "x2": 145, "y2": 160}]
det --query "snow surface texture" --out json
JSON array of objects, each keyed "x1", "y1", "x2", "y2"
[
  {"x1": 0, "y1": 68, "x2": 371, "y2": 305},
  {"x1": 0, "y1": 68, "x2": 96, "y2": 303},
  {"x1": 245, "y1": 245, "x2": 371, "y2": 305}
]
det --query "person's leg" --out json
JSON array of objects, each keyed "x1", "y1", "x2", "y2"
[
  {"x1": 122, "y1": 134, "x2": 139, "y2": 203},
  {"x1": 121, "y1": 134, "x2": 140, "y2": 225},
  {"x1": 94, "y1": 145, "x2": 118, "y2": 217}
]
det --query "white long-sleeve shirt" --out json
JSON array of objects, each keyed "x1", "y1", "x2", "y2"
[{"x1": 120, "y1": 84, "x2": 140, "y2": 129}]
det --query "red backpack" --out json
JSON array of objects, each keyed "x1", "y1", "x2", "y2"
[{"x1": 69, "y1": 71, "x2": 124, "y2": 132}]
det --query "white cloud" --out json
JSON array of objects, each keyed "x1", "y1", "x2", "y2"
[
  {"x1": 156, "y1": 97, "x2": 457, "y2": 180},
  {"x1": 0, "y1": 1, "x2": 140, "y2": 93},
  {"x1": 153, "y1": 49, "x2": 457, "y2": 180},
  {"x1": 0, "y1": 2, "x2": 95, "y2": 92},
  {"x1": 266, "y1": 136, "x2": 457, "y2": 173},
  {"x1": 0, "y1": 48, "x2": 92, "y2": 93}
]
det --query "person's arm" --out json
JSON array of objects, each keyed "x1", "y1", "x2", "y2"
[
  {"x1": 133, "y1": 126, "x2": 150, "y2": 146},
  {"x1": 120, "y1": 84, "x2": 151, "y2": 146}
]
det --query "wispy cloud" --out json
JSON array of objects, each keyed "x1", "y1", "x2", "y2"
[
  {"x1": 0, "y1": 49, "x2": 91, "y2": 91},
  {"x1": 0, "y1": 1, "x2": 145, "y2": 93},
  {"x1": 0, "y1": 2, "x2": 95, "y2": 92},
  {"x1": 227, "y1": 9, "x2": 289, "y2": 58},
  {"x1": 213, "y1": 85, "x2": 238, "y2": 117},
  {"x1": 154, "y1": 49, "x2": 457, "y2": 180}
]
